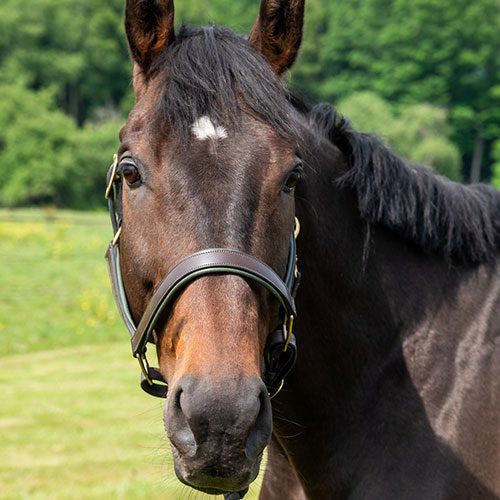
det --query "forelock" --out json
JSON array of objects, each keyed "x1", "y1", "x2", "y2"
[{"x1": 147, "y1": 25, "x2": 302, "y2": 143}]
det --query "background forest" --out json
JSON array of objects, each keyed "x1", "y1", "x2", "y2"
[{"x1": 0, "y1": 0, "x2": 499, "y2": 209}]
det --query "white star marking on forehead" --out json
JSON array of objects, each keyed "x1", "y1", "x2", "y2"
[{"x1": 191, "y1": 116, "x2": 228, "y2": 141}]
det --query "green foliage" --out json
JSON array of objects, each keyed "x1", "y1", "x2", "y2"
[
  {"x1": 492, "y1": 141, "x2": 500, "y2": 190},
  {"x1": 67, "y1": 120, "x2": 121, "y2": 209},
  {"x1": 412, "y1": 138, "x2": 462, "y2": 181},
  {"x1": 0, "y1": 84, "x2": 120, "y2": 208},
  {"x1": 335, "y1": 92, "x2": 395, "y2": 139},
  {"x1": 0, "y1": 84, "x2": 76, "y2": 206},
  {"x1": 395, "y1": 104, "x2": 462, "y2": 181},
  {"x1": 0, "y1": 0, "x2": 130, "y2": 122},
  {"x1": 338, "y1": 92, "x2": 462, "y2": 180}
]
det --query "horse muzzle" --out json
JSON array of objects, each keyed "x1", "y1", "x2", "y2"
[{"x1": 165, "y1": 374, "x2": 272, "y2": 494}]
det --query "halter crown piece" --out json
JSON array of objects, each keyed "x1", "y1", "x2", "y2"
[{"x1": 104, "y1": 154, "x2": 301, "y2": 398}]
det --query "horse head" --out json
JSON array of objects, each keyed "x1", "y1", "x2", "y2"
[{"x1": 112, "y1": 0, "x2": 305, "y2": 495}]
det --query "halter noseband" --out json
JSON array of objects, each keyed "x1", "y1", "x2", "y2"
[{"x1": 105, "y1": 154, "x2": 301, "y2": 398}]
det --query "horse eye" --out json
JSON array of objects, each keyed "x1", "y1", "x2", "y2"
[
  {"x1": 121, "y1": 164, "x2": 141, "y2": 187},
  {"x1": 283, "y1": 167, "x2": 303, "y2": 193}
]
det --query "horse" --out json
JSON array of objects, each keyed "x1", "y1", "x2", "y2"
[{"x1": 104, "y1": 0, "x2": 500, "y2": 498}]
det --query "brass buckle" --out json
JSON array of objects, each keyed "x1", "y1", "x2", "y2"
[
  {"x1": 105, "y1": 153, "x2": 119, "y2": 199},
  {"x1": 136, "y1": 352, "x2": 153, "y2": 386},
  {"x1": 294, "y1": 217, "x2": 301, "y2": 239}
]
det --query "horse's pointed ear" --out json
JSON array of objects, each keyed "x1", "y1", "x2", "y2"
[
  {"x1": 125, "y1": 0, "x2": 175, "y2": 73},
  {"x1": 249, "y1": 0, "x2": 305, "y2": 76}
]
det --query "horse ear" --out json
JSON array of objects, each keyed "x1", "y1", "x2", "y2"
[
  {"x1": 248, "y1": 0, "x2": 305, "y2": 76},
  {"x1": 125, "y1": 0, "x2": 175, "y2": 73}
]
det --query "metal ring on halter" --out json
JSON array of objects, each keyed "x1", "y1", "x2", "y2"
[
  {"x1": 105, "y1": 154, "x2": 119, "y2": 199},
  {"x1": 269, "y1": 379, "x2": 285, "y2": 399},
  {"x1": 294, "y1": 217, "x2": 301, "y2": 239},
  {"x1": 112, "y1": 226, "x2": 122, "y2": 246},
  {"x1": 283, "y1": 314, "x2": 294, "y2": 352},
  {"x1": 136, "y1": 352, "x2": 153, "y2": 386}
]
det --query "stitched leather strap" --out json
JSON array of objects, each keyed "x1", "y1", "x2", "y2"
[
  {"x1": 106, "y1": 242, "x2": 135, "y2": 336},
  {"x1": 131, "y1": 248, "x2": 297, "y2": 356}
]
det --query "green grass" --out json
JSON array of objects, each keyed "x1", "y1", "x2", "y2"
[
  {"x1": 0, "y1": 342, "x2": 263, "y2": 499},
  {"x1": 0, "y1": 208, "x2": 122, "y2": 355},
  {"x1": 0, "y1": 209, "x2": 263, "y2": 499}
]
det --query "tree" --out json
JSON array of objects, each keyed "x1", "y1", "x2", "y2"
[
  {"x1": 0, "y1": 84, "x2": 76, "y2": 206},
  {"x1": 0, "y1": 0, "x2": 130, "y2": 124},
  {"x1": 338, "y1": 92, "x2": 462, "y2": 180},
  {"x1": 293, "y1": 0, "x2": 500, "y2": 182},
  {"x1": 0, "y1": 0, "x2": 497, "y2": 210},
  {"x1": 492, "y1": 140, "x2": 500, "y2": 190},
  {"x1": 68, "y1": 120, "x2": 121, "y2": 209},
  {"x1": 0, "y1": 83, "x2": 121, "y2": 208},
  {"x1": 336, "y1": 92, "x2": 395, "y2": 140}
]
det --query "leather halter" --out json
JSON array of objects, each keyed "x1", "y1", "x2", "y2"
[{"x1": 105, "y1": 154, "x2": 301, "y2": 399}]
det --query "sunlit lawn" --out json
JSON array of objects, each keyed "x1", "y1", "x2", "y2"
[
  {"x1": 0, "y1": 210, "x2": 262, "y2": 499},
  {"x1": 0, "y1": 342, "x2": 263, "y2": 499},
  {"x1": 0, "y1": 208, "x2": 122, "y2": 356}
]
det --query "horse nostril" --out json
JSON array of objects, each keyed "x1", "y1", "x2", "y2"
[
  {"x1": 245, "y1": 384, "x2": 272, "y2": 460},
  {"x1": 167, "y1": 385, "x2": 197, "y2": 457},
  {"x1": 174, "y1": 386, "x2": 183, "y2": 409}
]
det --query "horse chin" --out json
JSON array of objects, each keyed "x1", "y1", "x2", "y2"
[{"x1": 171, "y1": 447, "x2": 263, "y2": 495}]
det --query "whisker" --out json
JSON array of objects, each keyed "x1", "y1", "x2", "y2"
[
  {"x1": 277, "y1": 431, "x2": 305, "y2": 439},
  {"x1": 272, "y1": 415, "x2": 307, "y2": 428},
  {"x1": 295, "y1": 194, "x2": 319, "y2": 224}
]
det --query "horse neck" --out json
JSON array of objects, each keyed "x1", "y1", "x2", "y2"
[
  {"x1": 293, "y1": 193, "x2": 397, "y2": 395},
  {"x1": 292, "y1": 140, "x2": 405, "y2": 387},
  {"x1": 291, "y1": 136, "x2": 477, "y2": 393},
  {"x1": 277, "y1": 138, "x2": 464, "y2": 459},
  {"x1": 275, "y1": 135, "x2": 500, "y2": 497}
]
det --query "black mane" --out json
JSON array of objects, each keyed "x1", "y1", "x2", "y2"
[
  {"x1": 308, "y1": 103, "x2": 500, "y2": 264},
  {"x1": 150, "y1": 25, "x2": 301, "y2": 141}
]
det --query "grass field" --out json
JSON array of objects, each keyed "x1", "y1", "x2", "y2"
[
  {"x1": 0, "y1": 208, "x2": 122, "y2": 356},
  {"x1": 0, "y1": 209, "x2": 263, "y2": 499}
]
